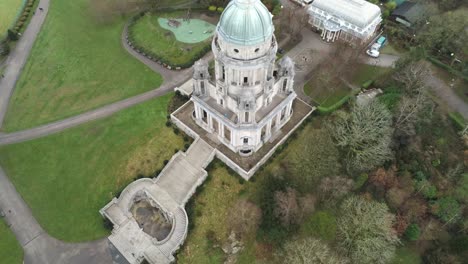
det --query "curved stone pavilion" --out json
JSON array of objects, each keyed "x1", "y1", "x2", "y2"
[{"x1": 102, "y1": 0, "x2": 313, "y2": 263}]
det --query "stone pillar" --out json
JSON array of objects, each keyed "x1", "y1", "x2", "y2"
[
  {"x1": 218, "y1": 121, "x2": 223, "y2": 137},
  {"x1": 208, "y1": 113, "x2": 213, "y2": 130},
  {"x1": 276, "y1": 111, "x2": 281, "y2": 128},
  {"x1": 286, "y1": 101, "x2": 293, "y2": 117},
  {"x1": 266, "y1": 120, "x2": 272, "y2": 138}
]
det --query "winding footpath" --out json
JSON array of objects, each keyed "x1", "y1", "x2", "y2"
[{"x1": 0, "y1": 0, "x2": 50, "y2": 127}]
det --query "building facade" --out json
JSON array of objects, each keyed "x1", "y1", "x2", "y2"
[
  {"x1": 308, "y1": 0, "x2": 382, "y2": 42},
  {"x1": 191, "y1": 0, "x2": 297, "y2": 156}
]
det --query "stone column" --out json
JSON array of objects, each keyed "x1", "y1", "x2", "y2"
[
  {"x1": 208, "y1": 113, "x2": 213, "y2": 130},
  {"x1": 266, "y1": 119, "x2": 272, "y2": 138},
  {"x1": 276, "y1": 111, "x2": 281, "y2": 128},
  {"x1": 218, "y1": 121, "x2": 223, "y2": 138},
  {"x1": 286, "y1": 101, "x2": 293, "y2": 117}
]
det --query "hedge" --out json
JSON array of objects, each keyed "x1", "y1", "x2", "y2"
[
  {"x1": 427, "y1": 56, "x2": 468, "y2": 82},
  {"x1": 3, "y1": 0, "x2": 37, "y2": 43},
  {"x1": 317, "y1": 89, "x2": 360, "y2": 114},
  {"x1": 126, "y1": 11, "x2": 212, "y2": 69},
  {"x1": 361, "y1": 79, "x2": 373, "y2": 89},
  {"x1": 448, "y1": 112, "x2": 467, "y2": 130}
]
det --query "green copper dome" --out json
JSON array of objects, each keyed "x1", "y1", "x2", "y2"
[{"x1": 217, "y1": 0, "x2": 274, "y2": 46}]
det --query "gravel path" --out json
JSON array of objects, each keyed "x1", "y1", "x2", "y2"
[{"x1": 0, "y1": 0, "x2": 50, "y2": 127}]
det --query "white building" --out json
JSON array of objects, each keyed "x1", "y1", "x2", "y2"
[
  {"x1": 308, "y1": 0, "x2": 382, "y2": 42},
  {"x1": 191, "y1": 0, "x2": 297, "y2": 156}
]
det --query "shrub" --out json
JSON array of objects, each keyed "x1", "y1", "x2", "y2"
[
  {"x1": 361, "y1": 80, "x2": 373, "y2": 89},
  {"x1": 165, "y1": 120, "x2": 171, "y2": 127},
  {"x1": 279, "y1": 237, "x2": 348, "y2": 264},
  {"x1": 450, "y1": 235, "x2": 468, "y2": 254},
  {"x1": 404, "y1": 223, "x2": 420, "y2": 241},
  {"x1": 286, "y1": 128, "x2": 341, "y2": 192},
  {"x1": 163, "y1": 159, "x2": 169, "y2": 165},
  {"x1": 414, "y1": 179, "x2": 437, "y2": 199},
  {"x1": 354, "y1": 173, "x2": 368, "y2": 190},
  {"x1": 216, "y1": 7, "x2": 224, "y2": 12},
  {"x1": 7, "y1": 29, "x2": 18, "y2": 41},
  {"x1": 432, "y1": 197, "x2": 461, "y2": 224},
  {"x1": 0, "y1": 41, "x2": 10, "y2": 56},
  {"x1": 303, "y1": 211, "x2": 337, "y2": 241},
  {"x1": 448, "y1": 112, "x2": 466, "y2": 130},
  {"x1": 455, "y1": 173, "x2": 468, "y2": 204},
  {"x1": 208, "y1": 5, "x2": 217, "y2": 11},
  {"x1": 385, "y1": 1, "x2": 397, "y2": 11}
]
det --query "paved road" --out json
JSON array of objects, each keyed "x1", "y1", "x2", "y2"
[
  {"x1": 427, "y1": 73, "x2": 468, "y2": 119},
  {"x1": 0, "y1": 167, "x2": 112, "y2": 264},
  {"x1": 0, "y1": 0, "x2": 50, "y2": 127}
]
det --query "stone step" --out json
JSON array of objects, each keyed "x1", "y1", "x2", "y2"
[{"x1": 158, "y1": 207, "x2": 188, "y2": 257}]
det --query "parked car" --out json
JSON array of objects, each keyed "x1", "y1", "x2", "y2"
[
  {"x1": 376, "y1": 36, "x2": 387, "y2": 47},
  {"x1": 366, "y1": 36, "x2": 386, "y2": 58},
  {"x1": 366, "y1": 49, "x2": 380, "y2": 58}
]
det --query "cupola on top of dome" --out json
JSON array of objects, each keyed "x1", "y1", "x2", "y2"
[{"x1": 217, "y1": 0, "x2": 274, "y2": 46}]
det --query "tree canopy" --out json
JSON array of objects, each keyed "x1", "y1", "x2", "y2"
[
  {"x1": 330, "y1": 100, "x2": 394, "y2": 172},
  {"x1": 337, "y1": 196, "x2": 400, "y2": 264}
]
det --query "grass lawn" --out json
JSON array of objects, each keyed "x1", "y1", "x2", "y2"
[
  {"x1": 0, "y1": 94, "x2": 184, "y2": 242},
  {"x1": 0, "y1": 220, "x2": 23, "y2": 264},
  {"x1": 178, "y1": 164, "x2": 245, "y2": 263},
  {"x1": 0, "y1": 0, "x2": 23, "y2": 36},
  {"x1": 380, "y1": 43, "x2": 403, "y2": 56},
  {"x1": 130, "y1": 11, "x2": 215, "y2": 67},
  {"x1": 304, "y1": 80, "x2": 350, "y2": 108},
  {"x1": 3, "y1": 0, "x2": 163, "y2": 132},
  {"x1": 350, "y1": 63, "x2": 392, "y2": 87}
]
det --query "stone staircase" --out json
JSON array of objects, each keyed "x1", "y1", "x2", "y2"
[
  {"x1": 101, "y1": 138, "x2": 214, "y2": 264},
  {"x1": 157, "y1": 207, "x2": 188, "y2": 257}
]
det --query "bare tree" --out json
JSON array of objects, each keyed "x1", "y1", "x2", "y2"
[
  {"x1": 279, "y1": 5, "x2": 309, "y2": 39},
  {"x1": 279, "y1": 237, "x2": 349, "y2": 264},
  {"x1": 393, "y1": 62, "x2": 431, "y2": 92},
  {"x1": 338, "y1": 196, "x2": 400, "y2": 264},
  {"x1": 274, "y1": 187, "x2": 300, "y2": 227},
  {"x1": 330, "y1": 100, "x2": 394, "y2": 172},
  {"x1": 318, "y1": 176, "x2": 354, "y2": 204},
  {"x1": 394, "y1": 92, "x2": 433, "y2": 135},
  {"x1": 228, "y1": 199, "x2": 262, "y2": 238},
  {"x1": 392, "y1": 62, "x2": 434, "y2": 135}
]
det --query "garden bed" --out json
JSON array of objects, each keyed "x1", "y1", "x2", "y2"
[{"x1": 127, "y1": 10, "x2": 217, "y2": 69}]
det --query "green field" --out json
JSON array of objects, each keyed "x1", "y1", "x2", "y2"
[
  {"x1": 0, "y1": 220, "x2": 23, "y2": 264},
  {"x1": 350, "y1": 64, "x2": 392, "y2": 86},
  {"x1": 130, "y1": 12, "x2": 214, "y2": 67},
  {"x1": 0, "y1": 0, "x2": 23, "y2": 36},
  {"x1": 0, "y1": 94, "x2": 184, "y2": 241},
  {"x1": 3, "y1": 0, "x2": 163, "y2": 132}
]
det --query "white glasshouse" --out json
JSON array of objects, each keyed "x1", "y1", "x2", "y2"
[{"x1": 308, "y1": 0, "x2": 382, "y2": 42}]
